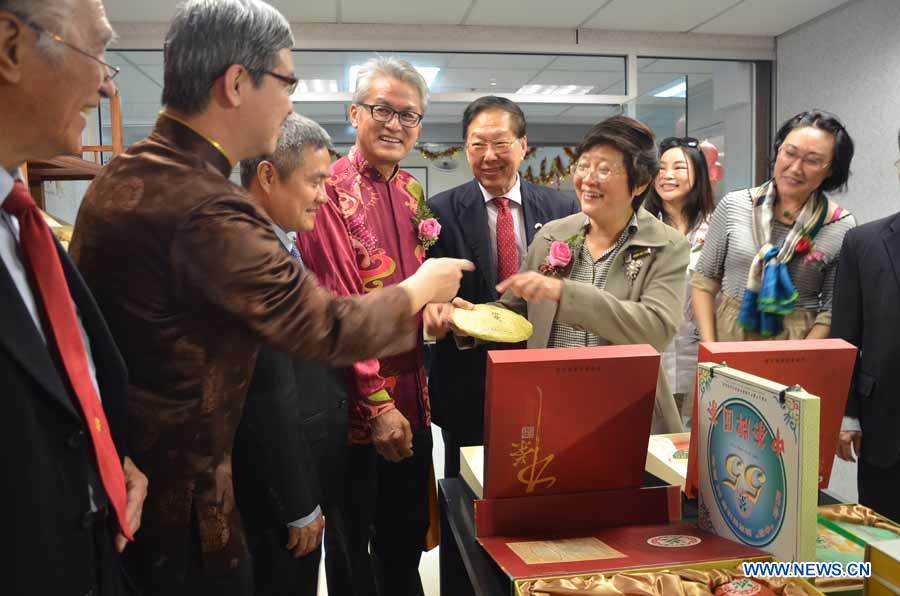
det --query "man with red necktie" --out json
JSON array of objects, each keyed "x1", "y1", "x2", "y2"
[
  {"x1": 0, "y1": 0, "x2": 147, "y2": 594},
  {"x1": 425, "y1": 96, "x2": 579, "y2": 478}
]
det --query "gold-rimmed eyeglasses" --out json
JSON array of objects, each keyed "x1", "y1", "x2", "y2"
[
  {"x1": 466, "y1": 139, "x2": 519, "y2": 156},
  {"x1": 777, "y1": 144, "x2": 831, "y2": 171},
  {"x1": 573, "y1": 161, "x2": 626, "y2": 181},
  {"x1": 17, "y1": 15, "x2": 120, "y2": 81}
]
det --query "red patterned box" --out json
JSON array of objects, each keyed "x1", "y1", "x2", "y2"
[{"x1": 483, "y1": 345, "x2": 660, "y2": 499}]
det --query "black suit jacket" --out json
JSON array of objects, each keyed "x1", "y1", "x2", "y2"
[
  {"x1": 2, "y1": 237, "x2": 129, "y2": 595},
  {"x1": 831, "y1": 213, "x2": 900, "y2": 468},
  {"x1": 426, "y1": 179, "x2": 580, "y2": 444},
  {"x1": 233, "y1": 343, "x2": 348, "y2": 533}
]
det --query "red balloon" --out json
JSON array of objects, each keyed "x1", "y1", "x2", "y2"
[
  {"x1": 710, "y1": 161, "x2": 724, "y2": 183},
  {"x1": 699, "y1": 140, "x2": 719, "y2": 169}
]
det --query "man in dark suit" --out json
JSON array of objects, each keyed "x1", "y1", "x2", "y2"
[
  {"x1": 425, "y1": 96, "x2": 580, "y2": 477},
  {"x1": 233, "y1": 113, "x2": 351, "y2": 595},
  {"x1": 0, "y1": 0, "x2": 148, "y2": 594},
  {"x1": 831, "y1": 128, "x2": 900, "y2": 523}
]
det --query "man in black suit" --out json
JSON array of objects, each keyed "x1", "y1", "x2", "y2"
[
  {"x1": 1, "y1": 0, "x2": 147, "y2": 593},
  {"x1": 425, "y1": 96, "x2": 580, "y2": 477},
  {"x1": 233, "y1": 113, "x2": 353, "y2": 595},
  {"x1": 831, "y1": 129, "x2": 900, "y2": 523}
]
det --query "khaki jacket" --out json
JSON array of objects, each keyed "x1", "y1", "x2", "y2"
[{"x1": 499, "y1": 208, "x2": 690, "y2": 433}]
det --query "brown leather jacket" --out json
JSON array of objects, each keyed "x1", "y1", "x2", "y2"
[{"x1": 69, "y1": 115, "x2": 415, "y2": 581}]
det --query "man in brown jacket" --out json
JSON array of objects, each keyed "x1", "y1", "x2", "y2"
[{"x1": 68, "y1": 1, "x2": 472, "y2": 594}]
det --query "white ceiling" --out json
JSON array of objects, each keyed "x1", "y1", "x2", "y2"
[
  {"x1": 106, "y1": 50, "x2": 717, "y2": 130},
  {"x1": 103, "y1": 0, "x2": 851, "y2": 36},
  {"x1": 100, "y1": 0, "x2": 799, "y2": 139}
]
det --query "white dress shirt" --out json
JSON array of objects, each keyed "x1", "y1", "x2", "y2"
[
  {"x1": 478, "y1": 174, "x2": 527, "y2": 275},
  {"x1": 0, "y1": 168, "x2": 101, "y2": 397}
]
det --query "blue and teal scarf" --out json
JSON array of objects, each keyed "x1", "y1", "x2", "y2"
[{"x1": 737, "y1": 182, "x2": 828, "y2": 337}]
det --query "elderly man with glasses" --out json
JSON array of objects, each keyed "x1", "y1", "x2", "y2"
[
  {"x1": 0, "y1": 0, "x2": 148, "y2": 594},
  {"x1": 423, "y1": 96, "x2": 579, "y2": 478},
  {"x1": 68, "y1": 2, "x2": 471, "y2": 594},
  {"x1": 295, "y1": 56, "x2": 443, "y2": 596}
]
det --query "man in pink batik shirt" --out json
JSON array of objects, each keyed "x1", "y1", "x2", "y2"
[{"x1": 295, "y1": 56, "x2": 441, "y2": 596}]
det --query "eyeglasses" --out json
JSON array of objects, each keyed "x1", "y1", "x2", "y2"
[
  {"x1": 249, "y1": 69, "x2": 299, "y2": 96},
  {"x1": 466, "y1": 139, "x2": 519, "y2": 156},
  {"x1": 777, "y1": 144, "x2": 831, "y2": 171},
  {"x1": 16, "y1": 15, "x2": 120, "y2": 81},
  {"x1": 357, "y1": 103, "x2": 423, "y2": 128},
  {"x1": 573, "y1": 161, "x2": 626, "y2": 181},
  {"x1": 659, "y1": 136, "x2": 699, "y2": 152}
]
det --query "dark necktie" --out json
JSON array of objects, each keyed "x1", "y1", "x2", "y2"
[
  {"x1": 493, "y1": 197, "x2": 519, "y2": 285},
  {"x1": 2, "y1": 180, "x2": 131, "y2": 539},
  {"x1": 289, "y1": 240, "x2": 304, "y2": 267}
]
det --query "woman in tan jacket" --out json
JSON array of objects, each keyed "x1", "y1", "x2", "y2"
[{"x1": 429, "y1": 116, "x2": 689, "y2": 433}]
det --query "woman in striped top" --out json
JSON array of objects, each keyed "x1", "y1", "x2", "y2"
[{"x1": 692, "y1": 110, "x2": 856, "y2": 342}]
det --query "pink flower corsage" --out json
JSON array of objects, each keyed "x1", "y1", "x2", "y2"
[
  {"x1": 411, "y1": 194, "x2": 440, "y2": 250},
  {"x1": 418, "y1": 218, "x2": 441, "y2": 243},
  {"x1": 539, "y1": 232, "x2": 583, "y2": 278},
  {"x1": 803, "y1": 250, "x2": 826, "y2": 265},
  {"x1": 547, "y1": 240, "x2": 572, "y2": 268}
]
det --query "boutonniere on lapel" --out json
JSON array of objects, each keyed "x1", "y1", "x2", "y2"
[
  {"x1": 412, "y1": 195, "x2": 441, "y2": 250},
  {"x1": 793, "y1": 236, "x2": 825, "y2": 264},
  {"x1": 538, "y1": 231, "x2": 584, "y2": 278},
  {"x1": 624, "y1": 247, "x2": 652, "y2": 284}
]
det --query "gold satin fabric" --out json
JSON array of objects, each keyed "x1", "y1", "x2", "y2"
[
  {"x1": 519, "y1": 568, "x2": 811, "y2": 596},
  {"x1": 818, "y1": 503, "x2": 900, "y2": 534}
]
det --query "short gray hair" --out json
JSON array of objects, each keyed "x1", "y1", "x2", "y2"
[
  {"x1": 163, "y1": 0, "x2": 294, "y2": 115},
  {"x1": 353, "y1": 56, "x2": 429, "y2": 111},
  {"x1": 2, "y1": 0, "x2": 80, "y2": 59},
  {"x1": 240, "y1": 113, "x2": 332, "y2": 188}
]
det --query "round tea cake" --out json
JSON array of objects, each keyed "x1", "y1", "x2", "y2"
[{"x1": 452, "y1": 304, "x2": 533, "y2": 343}]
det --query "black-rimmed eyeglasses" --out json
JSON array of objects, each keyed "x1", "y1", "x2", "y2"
[
  {"x1": 16, "y1": 14, "x2": 120, "y2": 81},
  {"x1": 659, "y1": 136, "x2": 699, "y2": 152},
  {"x1": 357, "y1": 103, "x2": 423, "y2": 128},
  {"x1": 248, "y1": 69, "x2": 299, "y2": 96}
]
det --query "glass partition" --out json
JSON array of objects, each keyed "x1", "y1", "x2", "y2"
[
  {"x1": 58, "y1": 50, "x2": 756, "y2": 225},
  {"x1": 627, "y1": 58, "x2": 755, "y2": 200}
]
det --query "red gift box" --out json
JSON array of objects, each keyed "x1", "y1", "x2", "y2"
[
  {"x1": 479, "y1": 519, "x2": 769, "y2": 585},
  {"x1": 474, "y1": 345, "x2": 775, "y2": 591},
  {"x1": 483, "y1": 345, "x2": 660, "y2": 499}
]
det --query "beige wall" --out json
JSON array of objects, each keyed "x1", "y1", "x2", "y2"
[{"x1": 777, "y1": 0, "x2": 900, "y2": 225}]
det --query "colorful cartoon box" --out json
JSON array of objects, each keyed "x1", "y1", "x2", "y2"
[{"x1": 696, "y1": 363, "x2": 820, "y2": 562}]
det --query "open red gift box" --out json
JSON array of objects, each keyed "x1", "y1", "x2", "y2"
[{"x1": 473, "y1": 345, "x2": 775, "y2": 590}]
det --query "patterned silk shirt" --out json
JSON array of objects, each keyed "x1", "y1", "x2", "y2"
[
  {"x1": 68, "y1": 116, "x2": 416, "y2": 581},
  {"x1": 296, "y1": 146, "x2": 430, "y2": 443}
]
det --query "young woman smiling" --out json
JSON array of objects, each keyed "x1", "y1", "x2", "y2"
[{"x1": 643, "y1": 137, "x2": 715, "y2": 425}]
